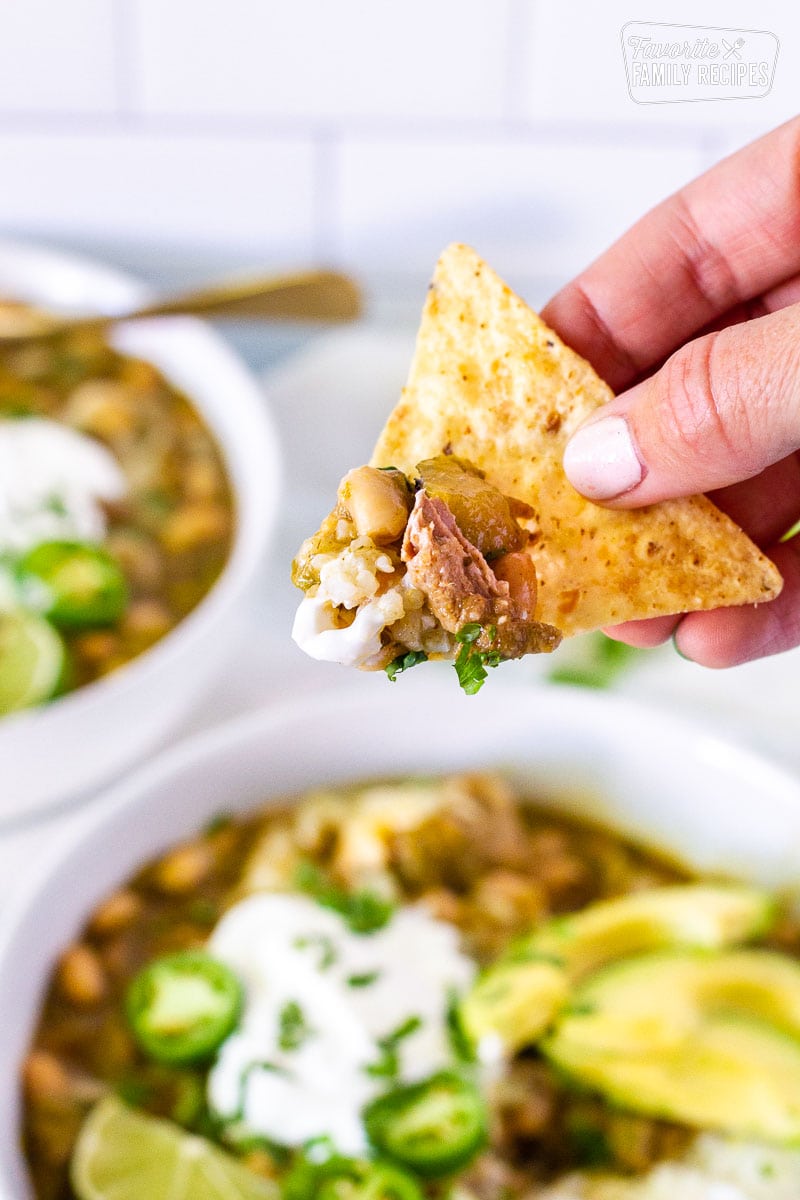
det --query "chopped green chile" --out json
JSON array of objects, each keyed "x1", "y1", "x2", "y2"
[
  {"x1": 294, "y1": 861, "x2": 395, "y2": 934},
  {"x1": 416, "y1": 456, "x2": 525, "y2": 559},
  {"x1": 125, "y1": 951, "x2": 243, "y2": 1066},
  {"x1": 363, "y1": 1071, "x2": 487, "y2": 1178},
  {"x1": 284, "y1": 1150, "x2": 424, "y2": 1200}
]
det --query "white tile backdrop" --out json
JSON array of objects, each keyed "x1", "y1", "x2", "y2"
[{"x1": 0, "y1": 0, "x2": 797, "y2": 292}]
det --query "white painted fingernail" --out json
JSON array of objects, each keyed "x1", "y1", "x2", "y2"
[{"x1": 563, "y1": 415, "x2": 643, "y2": 500}]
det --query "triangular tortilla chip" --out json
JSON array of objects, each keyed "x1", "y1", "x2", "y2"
[{"x1": 371, "y1": 244, "x2": 782, "y2": 637}]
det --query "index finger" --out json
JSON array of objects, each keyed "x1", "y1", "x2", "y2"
[{"x1": 541, "y1": 116, "x2": 800, "y2": 392}]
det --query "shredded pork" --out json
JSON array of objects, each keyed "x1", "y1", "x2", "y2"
[{"x1": 402, "y1": 491, "x2": 561, "y2": 658}]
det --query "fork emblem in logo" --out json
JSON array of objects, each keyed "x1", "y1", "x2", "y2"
[{"x1": 722, "y1": 37, "x2": 745, "y2": 60}]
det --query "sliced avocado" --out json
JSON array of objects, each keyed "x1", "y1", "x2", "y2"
[
  {"x1": 544, "y1": 949, "x2": 800, "y2": 1144},
  {"x1": 460, "y1": 960, "x2": 569, "y2": 1055},
  {"x1": 548, "y1": 1016, "x2": 800, "y2": 1146},
  {"x1": 459, "y1": 885, "x2": 775, "y2": 1057},
  {"x1": 508, "y1": 884, "x2": 776, "y2": 980},
  {"x1": 546, "y1": 948, "x2": 800, "y2": 1057}
]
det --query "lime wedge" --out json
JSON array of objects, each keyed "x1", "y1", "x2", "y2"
[
  {"x1": 71, "y1": 1097, "x2": 279, "y2": 1200},
  {"x1": 0, "y1": 609, "x2": 65, "y2": 714}
]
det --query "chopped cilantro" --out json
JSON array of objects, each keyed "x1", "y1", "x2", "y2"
[
  {"x1": 44, "y1": 493, "x2": 68, "y2": 518},
  {"x1": 446, "y1": 989, "x2": 476, "y2": 1063},
  {"x1": 385, "y1": 1015, "x2": 424, "y2": 1044},
  {"x1": 366, "y1": 1015, "x2": 423, "y2": 1081},
  {"x1": 567, "y1": 1117, "x2": 613, "y2": 1168},
  {"x1": 457, "y1": 622, "x2": 483, "y2": 645},
  {"x1": 337, "y1": 889, "x2": 395, "y2": 935},
  {"x1": 223, "y1": 1060, "x2": 294, "y2": 1135},
  {"x1": 347, "y1": 970, "x2": 381, "y2": 988},
  {"x1": 295, "y1": 861, "x2": 395, "y2": 935},
  {"x1": 454, "y1": 623, "x2": 503, "y2": 695},
  {"x1": 385, "y1": 650, "x2": 428, "y2": 682},
  {"x1": 293, "y1": 933, "x2": 338, "y2": 971},
  {"x1": 250, "y1": 1059, "x2": 291, "y2": 1077},
  {"x1": 278, "y1": 1001, "x2": 315, "y2": 1052},
  {"x1": 302, "y1": 1134, "x2": 339, "y2": 1164}
]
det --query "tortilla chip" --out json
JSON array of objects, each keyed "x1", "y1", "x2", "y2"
[{"x1": 371, "y1": 244, "x2": 782, "y2": 637}]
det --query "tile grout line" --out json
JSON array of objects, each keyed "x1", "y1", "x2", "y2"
[
  {"x1": 111, "y1": 0, "x2": 139, "y2": 120},
  {"x1": 0, "y1": 109, "x2": 725, "y2": 150},
  {"x1": 503, "y1": 0, "x2": 532, "y2": 122}
]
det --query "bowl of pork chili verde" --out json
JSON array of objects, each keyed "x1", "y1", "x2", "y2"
[
  {"x1": 0, "y1": 239, "x2": 279, "y2": 819},
  {"x1": 4, "y1": 680, "x2": 800, "y2": 1199}
]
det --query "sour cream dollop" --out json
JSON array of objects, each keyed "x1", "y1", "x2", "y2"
[
  {"x1": 0, "y1": 417, "x2": 127, "y2": 555},
  {"x1": 292, "y1": 591, "x2": 403, "y2": 668},
  {"x1": 207, "y1": 893, "x2": 475, "y2": 1153}
]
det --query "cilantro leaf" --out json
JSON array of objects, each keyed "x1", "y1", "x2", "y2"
[
  {"x1": 446, "y1": 988, "x2": 476, "y2": 1063},
  {"x1": 278, "y1": 1000, "x2": 315, "y2": 1052},
  {"x1": 454, "y1": 623, "x2": 503, "y2": 695},
  {"x1": 385, "y1": 650, "x2": 428, "y2": 682},
  {"x1": 293, "y1": 933, "x2": 338, "y2": 971},
  {"x1": 336, "y1": 889, "x2": 395, "y2": 935},
  {"x1": 366, "y1": 1015, "x2": 423, "y2": 1081},
  {"x1": 295, "y1": 861, "x2": 395, "y2": 934},
  {"x1": 568, "y1": 1118, "x2": 613, "y2": 1168},
  {"x1": 347, "y1": 970, "x2": 381, "y2": 988}
]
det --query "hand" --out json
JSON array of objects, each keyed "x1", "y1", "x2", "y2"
[{"x1": 542, "y1": 117, "x2": 800, "y2": 669}]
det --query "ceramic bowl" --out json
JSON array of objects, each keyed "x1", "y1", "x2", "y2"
[
  {"x1": 2, "y1": 678, "x2": 800, "y2": 1195},
  {"x1": 0, "y1": 238, "x2": 281, "y2": 820}
]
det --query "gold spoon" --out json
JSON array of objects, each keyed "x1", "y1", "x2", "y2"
[{"x1": 0, "y1": 267, "x2": 362, "y2": 343}]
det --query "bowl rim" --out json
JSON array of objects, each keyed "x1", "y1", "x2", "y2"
[
  {"x1": 3, "y1": 678, "x2": 800, "y2": 954},
  {"x1": 5, "y1": 679, "x2": 800, "y2": 1195},
  {"x1": 0, "y1": 238, "x2": 282, "y2": 761}
]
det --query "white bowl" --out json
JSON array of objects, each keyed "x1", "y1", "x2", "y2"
[
  {"x1": 2, "y1": 678, "x2": 800, "y2": 1197},
  {"x1": 0, "y1": 239, "x2": 280, "y2": 820}
]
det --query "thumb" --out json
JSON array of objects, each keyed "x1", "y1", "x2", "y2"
[{"x1": 562, "y1": 303, "x2": 800, "y2": 506}]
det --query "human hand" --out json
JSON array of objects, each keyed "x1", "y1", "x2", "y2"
[{"x1": 542, "y1": 117, "x2": 800, "y2": 668}]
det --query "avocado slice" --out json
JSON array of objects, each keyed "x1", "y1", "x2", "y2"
[
  {"x1": 549, "y1": 1017, "x2": 800, "y2": 1146},
  {"x1": 459, "y1": 884, "x2": 775, "y2": 1056},
  {"x1": 544, "y1": 948, "x2": 800, "y2": 1144},
  {"x1": 509, "y1": 884, "x2": 776, "y2": 979},
  {"x1": 547, "y1": 948, "x2": 800, "y2": 1055},
  {"x1": 460, "y1": 960, "x2": 569, "y2": 1055}
]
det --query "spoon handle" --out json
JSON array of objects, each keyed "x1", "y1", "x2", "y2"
[
  {"x1": 134, "y1": 269, "x2": 362, "y2": 323},
  {"x1": 0, "y1": 268, "x2": 363, "y2": 344}
]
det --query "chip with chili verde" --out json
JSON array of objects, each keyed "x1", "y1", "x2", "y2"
[{"x1": 290, "y1": 245, "x2": 781, "y2": 691}]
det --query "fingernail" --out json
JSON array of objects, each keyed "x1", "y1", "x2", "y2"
[
  {"x1": 563, "y1": 415, "x2": 643, "y2": 500},
  {"x1": 672, "y1": 629, "x2": 694, "y2": 662}
]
